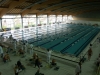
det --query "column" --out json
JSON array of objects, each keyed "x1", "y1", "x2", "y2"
[
  {"x1": 36, "y1": 14, "x2": 38, "y2": 41},
  {"x1": 0, "y1": 18, "x2": 3, "y2": 30},
  {"x1": 47, "y1": 15, "x2": 49, "y2": 38},
  {"x1": 62, "y1": 15, "x2": 63, "y2": 23},
  {"x1": 21, "y1": 15, "x2": 24, "y2": 42},
  {"x1": 55, "y1": 15, "x2": 57, "y2": 23},
  {"x1": 47, "y1": 15, "x2": 49, "y2": 25}
]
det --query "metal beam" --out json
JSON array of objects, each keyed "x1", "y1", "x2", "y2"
[
  {"x1": 21, "y1": 0, "x2": 47, "y2": 12},
  {"x1": 61, "y1": 5, "x2": 100, "y2": 14},
  {"x1": 40, "y1": 0, "x2": 76, "y2": 11},
  {"x1": 51, "y1": 1, "x2": 100, "y2": 12},
  {"x1": 21, "y1": 0, "x2": 60, "y2": 16},
  {"x1": 0, "y1": 0, "x2": 9, "y2": 6},
  {"x1": 37, "y1": 1, "x2": 100, "y2": 14},
  {"x1": 0, "y1": 0, "x2": 25, "y2": 17},
  {"x1": 61, "y1": 7, "x2": 100, "y2": 16},
  {"x1": 39, "y1": 0, "x2": 98, "y2": 12}
]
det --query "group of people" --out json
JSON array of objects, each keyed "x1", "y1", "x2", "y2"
[
  {"x1": 0, "y1": 45, "x2": 11, "y2": 63},
  {"x1": 76, "y1": 44, "x2": 93, "y2": 75},
  {"x1": 1, "y1": 32, "x2": 98, "y2": 75},
  {"x1": 0, "y1": 32, "x2": 54, "y2": 75},
  {"x1": 1, "y1": 34, "x2": 34, "y2": 54},
  {"x1": 0, "y1": 34, "x2": 13, "y2": 43},
  {"x1": 0, "y1": 34, "x2": 39, "y2": 75}
]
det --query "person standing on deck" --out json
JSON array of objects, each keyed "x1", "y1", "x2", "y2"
[
  {"x1": 47, "y1": 49, "x2": 52, "y2": 64},
  {"x1": 0, "y1": 34, "x2": 4, "y2": 42},
  {"x1": 87, "y1": 47, "x2": 93, "y2": 61},
  {"x1": 89, "y1": 44, "x2": 92, "y2": 49},
  {"x1": 9, "y1": 35, "x2": 13, "y2": 43},
  {"x1": 0, "y1": 45, "x2": 4, "y2": 58},
  {"x1": 30, "y1": 44, "x2": 34, "y2": 55},
  {"x1": 75, "y1": 62, "x2": 82, "y2": 75},
  {"x1": 24, "y1": 41, "x2": 28, "y2": 53},
  {"x1": 13, "y1": 39, "x2": 17, "y2": 52}
]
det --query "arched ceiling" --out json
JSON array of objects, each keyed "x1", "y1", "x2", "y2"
[{"x1": 0, "y1": 0, "x2": 100, "y2": 17}]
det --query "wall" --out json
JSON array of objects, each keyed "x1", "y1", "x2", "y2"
[
  {"x1": 73, "y1": 11, "x2": 100, "y2": 21},
  {"x1": 67, "y1": 11, "x2": 100, "y2": 25}
]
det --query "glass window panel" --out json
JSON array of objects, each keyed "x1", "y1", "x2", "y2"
[
  {"x1": 14, "y1": 18, "x2": 22, "y2": 28},
  {"x1": 63, "y1": 15, "x2": 68, "y2": 22},
  {"x1": 68, "y1": 15, "x2": 73, "y2": 20},
  {"x1": 49, "y1": 15, "x2": 56, "y2": 23},
  {"x1": 2, "y1": 19, "x2": 14, "y2": 29},
  {"x1": 38, "y1": 15, "x2": 47, "y2": 25},
  {"x1": 23, "y1": 17, "x2": 36, "y2": 27},
  {"x1": 57, "y1": 15, "x2": 62, "y2": 22}
]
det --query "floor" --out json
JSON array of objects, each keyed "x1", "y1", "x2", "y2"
[{"x1": 0, "y1": 33, "x2": 100, "y2": 75}]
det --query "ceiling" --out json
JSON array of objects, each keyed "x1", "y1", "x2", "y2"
[{"x1": 0, "y1": 0, "x2": 100, "y2": 17}]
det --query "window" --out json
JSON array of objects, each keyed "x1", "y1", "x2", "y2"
[
  {"x1": 2, "y1": 15, "x2": 22, "y2": 30},
  {"x1": 63, "y1": 15, "x2": 68, "y2": 22},
  {"x1": 23, "y1": 15, "x2": 36, "y2": 27},
  {"x1": 49, "y1": 15, "x2": 56, "y2": 24},
  {"x1": 57, "y1": 15, "x2": 62, "y2": 22},
  {"x1": 38, "y1": 15, "x2": 47, "y2": 25},
  {"x1": 68, "y1": 15, "x2": 73, "y2": 20}
]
